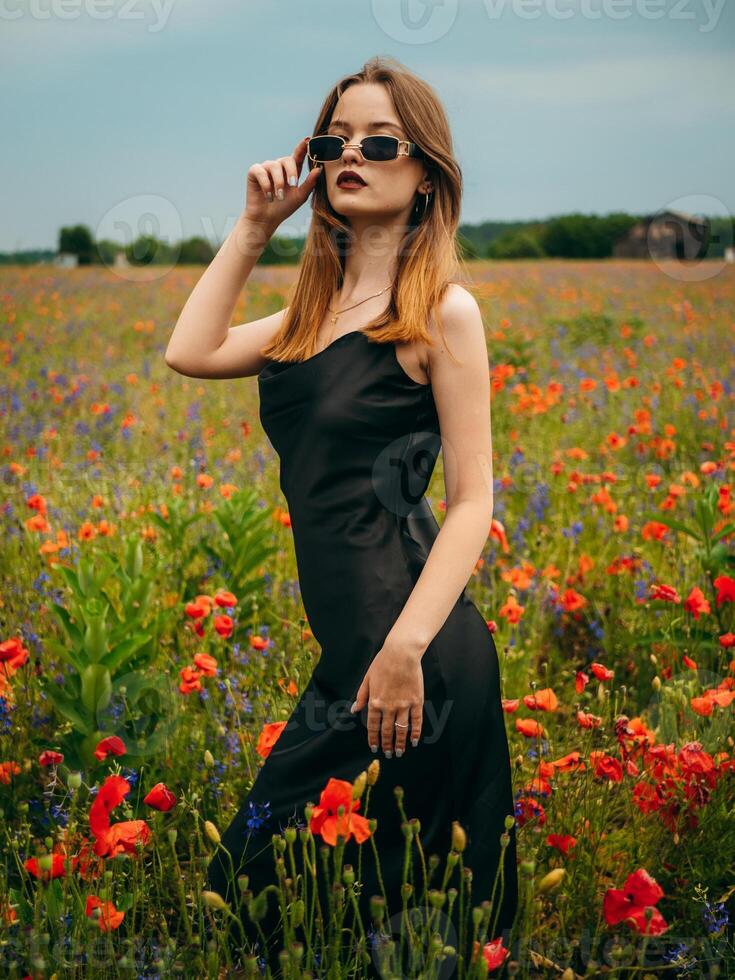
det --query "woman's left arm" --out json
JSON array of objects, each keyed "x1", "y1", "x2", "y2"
[{"x1": 386, "y1": 284, "x2": 494, "y2": 658}]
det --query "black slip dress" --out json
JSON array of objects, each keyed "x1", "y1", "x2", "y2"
[{"x1": 206, "y1": 328, "x2": 518, "y2": 971}]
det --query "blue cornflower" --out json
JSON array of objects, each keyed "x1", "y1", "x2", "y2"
[
  {"x1": 562, "y1": 521, "x2": 584, "y2": 541},
  {"x1": 119, "y1": 767, "x2": 139, "y2": 787},
  {"x1": 0, "y1": 697, "x2": 14, "y2": 733},
  {"x1": 663, "y1": 942, "x2": 696, "y2": 975},
  {"x1": 245, "y1": 800, "x2": 272, "y2": 833},
  {"x1": 50, "y1": 803, "x2": 70, "y2": 827},
  {"x1": 703, "y1": 900, "x2": 729, "y2": 934}
]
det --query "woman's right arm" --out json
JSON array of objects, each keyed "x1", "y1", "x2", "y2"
[{"x1": 164, "y1": 137, "x2": 321, "y2": 380}]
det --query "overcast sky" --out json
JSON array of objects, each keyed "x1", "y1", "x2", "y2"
[{"x1": 2, "y1": 0, "x2": 733, "y2": 252}]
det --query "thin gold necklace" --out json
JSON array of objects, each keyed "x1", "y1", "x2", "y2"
[{"x1": 326, "y1": 282, "x2": 393, "y2": 331}]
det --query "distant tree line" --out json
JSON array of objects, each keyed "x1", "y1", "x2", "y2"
[
  {"x1": 1, "y1": 212, "x2": 732, "y2": 266},
  {"x1": 458, "y1": 213, "x2": 734, "y2": 260}
]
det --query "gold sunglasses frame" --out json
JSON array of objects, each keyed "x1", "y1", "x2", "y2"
[{"x1": 305, "y1": 134, "x2": 426, "y2": 165}]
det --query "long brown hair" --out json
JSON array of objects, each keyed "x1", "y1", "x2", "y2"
[{"x1": 260, "y1": 55, "x2": 468, "y2": 364}]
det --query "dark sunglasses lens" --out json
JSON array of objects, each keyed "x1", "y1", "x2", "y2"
[
  {"x1": 309, "y1": 136, "x2": 343, "y2": 162},
  {"x1": 363, "y1": 136, "x2": 399, "y2": 161}
]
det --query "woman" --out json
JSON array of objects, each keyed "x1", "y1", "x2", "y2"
[{"x1": 166, "y1": 56, "x2": 518, "y2": 974}]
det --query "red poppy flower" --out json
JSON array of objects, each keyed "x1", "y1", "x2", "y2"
[
  {"x1": 590, "y1": 752, "x2": 624, "y2": 783},
  {"x1": 213, "y1": 614, "x2": 233, "y2": 638},
  {"x1": 684, "y1": 587, "x2": 711, "y2": 619},
  {"x1": 714, "y1": 575, "x2": 735, "y2": 606},
  {"x1": 650, "y1": 583, "x2": 681, "y2": 603},
  {"x1": 577, "y1": 710, "x2": 602, "y2": 729},
  {"x1": 143, "y1": 782, "x2": 177, "y2": 812},
  {"x1": 559, "y1": 588, "x2": 587, "y2": 612},
  {"x1": 603, "y1": 868, "x2": 668, "y2": 935},
  {"x1": 24, "y1": 851, "x2": 72, "y2": 881},
  {"x1": 546, "y1": 833, "x2": 577, "y2": 855},
  {"x1": 214, "y1": 589, "x2": 238, "y2": 608},
  {"x1": 89, "y1": 774, "x2": 151, "y2": 858},
  {"x1": 309, "y1": 777, "x2": 372, "y2": 846},
  {"x1": 516, "y1": 718, "x2": 546, "y2": 738},
  {"x1": 256, "y1": 721, "x2": 287, "y2": 759},
  {"x1": 93, "y1": 735, "x2": 126, "y2": 762},
  {"x1": 514, "y1": 795, "x2": 546, "y2": 828},
  {"x1": 482, "y1": 937, "x2": 510, "y2": 971},
  {"x1": 523, "y1": 688, "x2": 558, "y2": 712},
  {"x1": 193, "y1": 652, "x2": 218, "y2": 676},
  {"x1": 179, "y1": 665, "x2": 202, "y2": 694},
  {"x1": 0, "y1": 636, "x2": 29, "y2": 673},
  {"x1": 85, "y1": 895, "x2": 125, "y2": 931}
]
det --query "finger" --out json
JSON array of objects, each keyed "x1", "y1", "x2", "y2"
[
  {"x1": 249, "y1": 163, "x2": 274, "y2": 201},
  {"x1": 280, "y1": 153, "x2": 299, "y2": 192},
  {"x1": 410, "y1": 702, "x2": 423, "y2": 747},
  {"x1": 264, "y1": 161, "x2": 287, "y2": 201},
  {"x1": 367, "y1": 700, "x2": 382, "y2": 753},
  {"x1": 381, "y1": 708, "x2": 397, "y2": 756},
  {"x1": 301, "y1": 161, "x2": 322, "y2": 192},
  {"x1": 393, "y1": 711, "x2": 411, "y2": 757},
  {"x1": 293, "y1": 135, "x2": 310, "y2": 170},
  {"x1": 351, "y1": 679, "x2": 367, "y2": 713}
]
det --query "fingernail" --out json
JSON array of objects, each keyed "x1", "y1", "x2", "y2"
[
  {"x1": 395, "y1": 749, "x2": 403, "y2": 758},
  {"x1": 288, "y1": 176, "x2": 297, "y2": 187},
  {"x1": 384, "y1": 750, "x2": 392, "y2": 759},
  {"x1": 266, "y1": 191, "x2": 273, "y2": 201},
  {"x1": 350, "y1": 701, "x2": 357, "y2": 713},
  {"x1": 411, "y1": 739, "x2": 419, "y2": 747},
  {"x1": 276, "y1": 189, "x2": 285, "y2": 200},
  {"x1": 371, "y1": 744, "x2": 378, "y2": 753}
]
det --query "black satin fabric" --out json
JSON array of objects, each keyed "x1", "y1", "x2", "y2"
[{"x1": 206, "y1": 329, "x2": 518, "y2": 966}]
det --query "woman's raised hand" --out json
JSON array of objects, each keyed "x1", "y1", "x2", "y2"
[{"x1": 244, "y1": 136, "x2": 322, "y2": 231}]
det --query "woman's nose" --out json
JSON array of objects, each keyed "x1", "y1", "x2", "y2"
[{"x1": 341, "y1": 144, "x2": 363, "y2": 164}]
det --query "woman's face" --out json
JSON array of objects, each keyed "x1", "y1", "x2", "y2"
[{"x1": 322, "y1": 82, "x2": 430, "y2": 226}]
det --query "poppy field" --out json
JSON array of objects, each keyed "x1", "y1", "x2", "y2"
[{"x1": 1, "y1": 258, "x2": 734, "y2": 978}]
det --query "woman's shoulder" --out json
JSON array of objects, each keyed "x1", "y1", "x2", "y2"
[
  {"x1": 429, "y1": 282, "x2": 483, "y2": 340},
  {"x1": 438, "y1": 281, "x2": 481, "y2": 317}
]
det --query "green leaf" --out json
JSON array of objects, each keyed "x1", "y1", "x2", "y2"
[
  {"x1": 44, "y1": 637, "x2": 85, "y2": 674},
  {"x1": 43, "y1": 688, "x2": 93, "y2": 734},
  {"x1": 711, "y1": 523, "x2": 735, "y2": 545},
  {"x1": 100, "y1": 634, "x2": 153, "y2": 673},
  {"x1": 47, "y1": 603, "x2": 83, "y2": 646},
  {"x1": 81, "y1": 664, "x2": 113, "y2": 718},
  {"x1": 82, "y1": 598, "x2": 110, "y2": 662}
]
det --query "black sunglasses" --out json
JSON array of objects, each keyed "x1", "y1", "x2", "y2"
[{"x1": 306, "y1": 134, "x2": 426, "y2": 164}]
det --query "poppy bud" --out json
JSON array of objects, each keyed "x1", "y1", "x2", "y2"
[
  {"x1": 202, "y1": 890, "x2": 228, "y2": 911},
  {"x1": 352, "y1": 771, "x2": 367, "y2": 798},
  {"x1": 537, "y1": 868, "x2": 565, "y2": 894},
  {"x1": 451, "y1": 821, "x2": 467, "y2": 852},
  {"x1": 204, "y1": 820, "x2": 221, "y2": 845}
]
